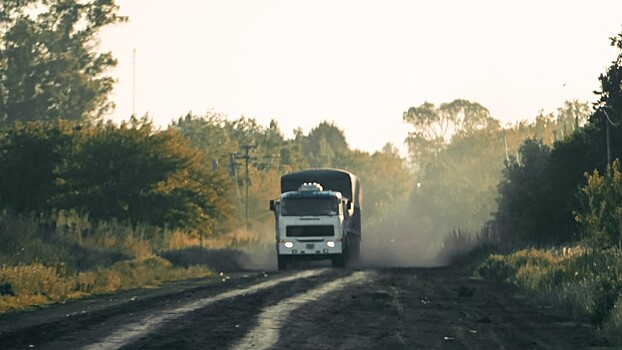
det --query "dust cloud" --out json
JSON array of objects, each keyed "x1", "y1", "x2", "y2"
[
  {"x1": 237, "y1": 220, "x2": 447, "y2": 271},
  {"x1": 241, "y1": 243, "x2": 278, "y2": 271},
  {"x1": 238, "y1": 201, "x2": 452, "y2": 270},
  {"x1": 358, "y1": 221, "x2": 444, "y2": 268}
]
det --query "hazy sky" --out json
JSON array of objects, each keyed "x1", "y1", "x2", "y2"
[{"x1": 99, "y1": 1, "x2": 622, "y2": 155}]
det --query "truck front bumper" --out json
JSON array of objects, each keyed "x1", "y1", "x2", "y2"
[{"x1": 277, "y1": 239, "x2": 343, "y2": 256}]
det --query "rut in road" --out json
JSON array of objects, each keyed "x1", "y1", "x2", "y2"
[
  {"x1": 82, "y1": 269, "x2": 326, "y2": 350},
  {"x1": 232, "y1": 271, "x2": 375, "y2": 350}
]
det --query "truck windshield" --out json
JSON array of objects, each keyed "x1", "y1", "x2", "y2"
[{"x1": 281, "y1": 197, "x2": 339, "y2": 216}]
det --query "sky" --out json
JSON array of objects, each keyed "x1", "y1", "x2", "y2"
[{"x1": 99, "y1": 0, "x2": 622, "y2": 156}]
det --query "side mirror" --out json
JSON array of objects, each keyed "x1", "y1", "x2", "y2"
[{"x1": 269, "y1": 200, "x2": 275, "y2": 211}]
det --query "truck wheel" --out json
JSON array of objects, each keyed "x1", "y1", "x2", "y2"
[
  {"x1": 331, "y1": 255, "x2": 346, "y2": 268},
  {"x1": 277, "y1": 256, "x2": 287, "y2": 270}
]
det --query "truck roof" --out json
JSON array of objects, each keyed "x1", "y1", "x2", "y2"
[
  {"x1": 281, "y1": 191, "x2": 342, "y2": 199},
  {"x1": 280, "y1": 168, "x2": 361, "y2": 208}
]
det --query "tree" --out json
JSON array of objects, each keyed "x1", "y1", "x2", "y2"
[
  {"x1": 347, "y1": 145, "x2": 413, "y2": 228},
  {"x1": 544, "y1": 125, "x2": 605, "y2": 243},
  {"x1": 0, "y1": 120, "x2": 74, "y2": 213},
  {"x1": 172, "y1": 112, "x2": 238, "y2": 170},
  {"x1": 403, "y1": 99, "x2": 492, "y2": 173},
  {"x1": 57, "y1": 117, "x2": 234, "y2": 233},
  {"x1": 576, "y1": 160, "x2": 622, "y2": 248},
  {"x1": 301, "y1": 121, "x2": 349, "y2": 168},
  {"x1": 591, "y1": 26, "x2": 622, "y2": 166},
  {"x1": 493, "y1": 139, "x2": 553, "y2": 247},
  {"x1": 0, "y1": 0, "x2": 125, "y2": 124},
  {"x1": 173, "y1": 113, "x2": 289, "y2": 224}
]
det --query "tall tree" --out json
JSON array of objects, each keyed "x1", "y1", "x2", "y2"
[
  {"x1": 0, "y1": 0, "x2": 125, "y2": 124},
  {"x1": 403, "y1": 99, "x2": 492, "y2": 173},
  {"x1": 301, "y1": 121, "x2": 349, "y2": 168},
  {"x1": 493, "y1": 139, "x2": 553, "y2": 247},
  {"x1": 592, "y1": 27, "x2": 622, "y2": 165},
  {"x1": 0, "y1": 120, "x2": 74, "y2": 213}
]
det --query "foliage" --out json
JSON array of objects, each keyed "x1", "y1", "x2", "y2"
[
  {"x1": 346, "y1": 145, "x2": 413, "y2": 228},
  {"x1": 403, "y1": 99, "x2": 494, "y2": 172},
  {"x1": 401, "y1": 101, "x2": 509, "y2": 248},
  {"x1": 543, "y1": 125, "x2": 606, "y2": 243},
  {"x1": 0, "y1": 120, "x2": 74, "y2": 213},
  {"x1": 556, "y1": 100, "x2": 590, "y2": 135},
  {"x1": 593, "y1": 27, "x2": 622, "y2": 129},
  {"x1": 0, "y1": 257, "x2": 213, "y2": 313},
  {"x1": 488, "y1": 26, "x2": 622, "y2": 249},
  {"x1": 300, "y1": 121, "x2": 350, "y2": 168},
  {"x1": 61, "y1": 117, "x2": 234, "y2": 232},
  {"x1": 0, "y1": 0, "x2": 126, "y2": 124},
  {"x1": 493, "y1": 139, "x2": 554, "y2": 246},
  {"x1": 576, "y1": 159, "x2": 622, "y2": 248},
  {"x1": 173, "y1": 114, "x2": 415, "y2": 228},
  {"x1": 437, "y1": 224, "x2": 498, "y2": 267},
  {"x1": 0, "y1": 118, "x2": 235, "y2": 233}
]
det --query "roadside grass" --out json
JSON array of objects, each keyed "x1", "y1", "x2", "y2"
[
  {"x1": 0, "y1": 258, "x2": 213, "y2": 313},
  {"x1": 0, "y1": 211, "x2": 265, "y2": 314},
  {"x1": 437, "y1": 224, "x2": 498, "y2": 269},
  {"x1": 474, "y1": 246, "x2": 622, "y2": 343}
]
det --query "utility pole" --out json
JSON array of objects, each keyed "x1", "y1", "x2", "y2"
[
  {"x1": 239, "y1": 145, "x2": 256, "y2": 227},
  {"x1": 503, "y1": 133, "x2": 509, "y2": 163},
  {"x1": 132, "y1": 48, "x2": 136, "y2": 117},
  {"x1": 229, "y1": 153, "x2": 241, "y2": 198}
]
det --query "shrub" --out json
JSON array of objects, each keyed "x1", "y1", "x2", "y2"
[
  {"x1": 576, "y1": 159, "x2": 622, "y2": 249},
  {"x1": 0, "y1": 263, "x2": 71, "y2": 300}
]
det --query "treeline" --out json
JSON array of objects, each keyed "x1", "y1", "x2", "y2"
[
  {"x1": 0, "y1": 118, "x2": 232, "y2": 233},
  {"x1": 472, "y1": 28, "x2": 622, "y2": 343},
  {"x1": 0, "y1": 114, "x2": 414, "y2": 237}
]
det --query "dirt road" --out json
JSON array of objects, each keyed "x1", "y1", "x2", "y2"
[{"x1": 0, "y1": 266, "x2": 608, "y2": 349}]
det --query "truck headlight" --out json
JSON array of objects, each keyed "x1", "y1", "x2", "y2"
[
  {"x1": 326, "y1": 241, "x2": 335, "y2": 248},
  {"x1": 284, "y1": 241, "x2": 294, "y2": 248}
]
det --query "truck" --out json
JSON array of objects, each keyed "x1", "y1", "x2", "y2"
[{"x1": 269, "y1": 168, "x2": 362, "y2": 269}]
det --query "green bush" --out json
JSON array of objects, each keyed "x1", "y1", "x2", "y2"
[{"x1": 576, "y1": 159, "x2": 622, "y2": 249}]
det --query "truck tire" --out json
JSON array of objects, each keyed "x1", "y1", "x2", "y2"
[
  {"x1": 331, "y1": 255, "x2": 346, "y2": 268},
  {"x1": 277, "y1": 256, "x2": 287, "y2": 270}
]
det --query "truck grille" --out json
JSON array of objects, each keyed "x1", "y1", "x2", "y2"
[{"x1": 286, "y1": 225, "x2": 334, "y2": 237}]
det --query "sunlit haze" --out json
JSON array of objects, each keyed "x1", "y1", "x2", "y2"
[{"x1": 99, "y1": 0, "x2": 622, "y2": 156}]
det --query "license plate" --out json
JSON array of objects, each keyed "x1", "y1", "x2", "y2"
[{"x1": 306, "y1": 243, "x2": 315, "y2": 249}]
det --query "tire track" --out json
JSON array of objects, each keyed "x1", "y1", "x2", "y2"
[
  {"x1": 232, "y1": 271, "x2": 375, "y2": 350},
  {"x1": 82, "y1": 269, "x2": 327, "y2": 350}
]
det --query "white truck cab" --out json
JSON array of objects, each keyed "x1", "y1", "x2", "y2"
[{"x1": 270, "y1": 169, "x2": 361, "y2": 270}]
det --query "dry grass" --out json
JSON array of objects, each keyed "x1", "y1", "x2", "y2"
[
  {"x1": 0, "y1": 258, "x2": 213, "y2": 313},
  {"x1": 0, "y1": 211, "x2": 264, "y2": 314}
]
